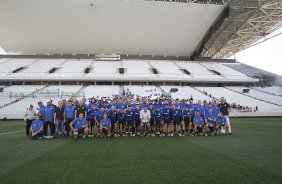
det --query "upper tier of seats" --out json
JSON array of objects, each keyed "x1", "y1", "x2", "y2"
[
  {"x1": 0, "y1": 59, "x2": 256, "y2": 82},
  {"x1": 195, "y1": 87, "x2": 282, "y2": 112},
  {"x1": 226, "y1": 86, "x2": 282, "y2": 106},
  {"x1": 253, "y1": 86, "x2": 282, "y2": 96}
]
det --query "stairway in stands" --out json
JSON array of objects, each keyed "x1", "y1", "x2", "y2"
[
  {"x1": 191, "y1": 86, "x2": 219, "y2": 101},
  {"x1": 157, "y1": 86, "x2": 169, "y2": 97},
  {"x1": 69, "y1": 85, "x2": 87, "y2": 100},
  {"x1": 0, "y1": 85, "x2": 50, "y2": 109}
]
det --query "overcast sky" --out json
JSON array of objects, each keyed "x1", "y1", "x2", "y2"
[{"x1": 229, "y1": 28, "x2": 282, "y2": 76}]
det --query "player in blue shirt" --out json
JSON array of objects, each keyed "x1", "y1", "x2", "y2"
[
  {"x1": 188, "y1": 98, "x2": 196, "y2": 120},
  {"x1": 216, "y1": 112, "x2": 229, "y2": 135},
  {"x1": 87, "y1": 98, "x2": 96, "y2": 110},
  {"x1": 115, "y1": 100, "x2": 124, "y2": 111},
  {"x1": 100, "y1": 114, "x2": 111, "y2": 138},
  {"x1": 154, "y1": 106, "x2": 163, "y2": 135},
  {"x1": 182, "y1": 105, "x2": 192, "y2": 135},
  {"x1": 205, "y1": 109, "x2": 217, "y2": 136},
  {"x1": 108, "y1": 105, "x2": 118, "y2": 137},
  {"x1": 31, "y1": 115, "x2": 44, "y2": 140},
  {"x1": 133, "y1": 104, "x2": 141, "y2": 136},
  {"x1": 87, "y1": 104, "x2": 98, "y2": 137},
  {"x1": 43, "y1": 100, "x2": 55, "y2": 138},
  {"x1": 195, "y1": 100, "x2": 205, "y2": 118},
  {"x1": 175, "y1": 99, "x2": 182, "y2": 110},
  {"x1": 64, "y1": 100, "x2": 75, "y2": 137},
  {"x1": 180, "y1": 99, "x2": 187, "y2": 110},
  {"x1": 37, "y1": 101, "x2": 45, "y2": 120},
  {"x1": 106, "y1": 101, "x2": 114, "y2": 111},
  {"x1": 193, "y1": 111, "x2": 204, "y2": 136},
  {"x1": 148, "y1": 104, "x2": 156, "y2": 136},
  {"x1": 117, "y1": 108, "x2": 126, "y2": 136},
  {"x1": 162, "y1": 103, "x2": 171, "y2": 136},
  {"x1": 125, "y1": 105, "x2": 134, "y2": 136},
  {"x1": 203, "y1": 100, "x2": 210, "y2": 118},
  {"x1": 170, "y1": 104, "x2": 181, "y2": 136},
  {"x1": 211, "y1": 100, "x2": 220, "y2": 118},
  {"x1": 94, "y1": 107, "x2": 107, "y2": 137},
  {"x1": 70, "y1": 113, "x2": 88, "y2": 139}
]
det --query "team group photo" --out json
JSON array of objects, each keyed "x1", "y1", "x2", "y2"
[
  {"x1": 25, "y1": 96, "x2": 232, "y2": 140},
  {"x1": 1, "y1": 0, "x2": 282, "y2": 183}
]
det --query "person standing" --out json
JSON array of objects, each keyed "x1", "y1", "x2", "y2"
[
  {"x1": 54, "y1": 101, "x2": 65, "y2": 137},
  {"x1": 24, "y1": 104, "x2": 36, "y2": 136},
  {"x1": 75, "y1": 100, "x2": 87, "y2": 118},
  {"x1": 43, "y1": 100, "x2": 55, "y2": 138},
  {"x1": 140, "y1": 106, "x2": 151, "y2": 136},
  {"x1": 64, "y1": 100, "x2": 75, "y2": 138},
  {"x1": 37, "y1": 101, "x2": 45, "y2": 121},
  {"x1": 218, "y1": 97, "x2": 232, "y2": 135}
]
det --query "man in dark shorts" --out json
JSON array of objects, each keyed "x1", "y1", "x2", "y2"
[
  {"x1": 108, "y1": 105, "x2": 118, "y2": 137},
  {"x1": 182, "y1": 105, "x2": 192, "y2": 136},
  {"x1": 117, "y1": 108, "x2": 126, "y2": 136},
  {"x1": 30, "y1": 115, "x2": 44, "y2": 140},
  {"x1": 133, "y1": 104, "x2": 141, "y2": 136},
  {"x1": 154, "y1": 106, "x2": 163, "y2": 136},
  {"x1": 64, "y1": 100, "x2": 75, "y2": 138},
  {"x1": 193, "y1": 112, "x2": 204, "y2": 136},
  {"x1": 87, "y1": 104, "x2": 98, "y2": 137},
  {"x1": 70, "y1": 113, "x2": 88, "y2": 139},
  {"x1": 125, "y1": 105, "x2": 134, "y2": 136},
  {"x1": 100, "y1": 114, "x2": 111, "y2": 138},
  {"x1": 205, "y1": 109, "x2": 216, "y2": 136},
  {"x1": 162, "y1": 103, "x2": 171, "y2": 136},
  {"x1": 169, "y1": 104, "x2": 181, "y2": 136}
]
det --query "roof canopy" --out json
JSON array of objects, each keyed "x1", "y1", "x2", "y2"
[{"x1": 0, "y1": 0, "x2": 224, "y2": 56}]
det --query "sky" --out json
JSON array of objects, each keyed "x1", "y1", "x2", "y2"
[{"x1": 229, "y1": 28, "x2": 282, "y2": 76}]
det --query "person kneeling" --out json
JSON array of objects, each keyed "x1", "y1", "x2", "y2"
[
  {"x1": 100, "y1": 114, "x2": 111, "y2": 138},
  {"x1": 70, "y1": 113, "x2": 89, "y2": 139},
  {"x1": 31, "y1": 115, "x2": 44, "y2": 140},
  {"x1": 205, "y1": 109, "x2": 217, "y2": 136},
  {"x1": 193, "y1": 112, "x2": 204, "y2": 136},
  {"x1": 216, "y1": 113, "x2": 229, "y2": 135}
]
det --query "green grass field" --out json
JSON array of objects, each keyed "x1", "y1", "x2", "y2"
[{"x1": 0, "y1": 118, "x2": 282, "y2": 184}]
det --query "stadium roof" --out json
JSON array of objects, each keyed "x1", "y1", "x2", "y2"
[
  {"x1": 201, "y1": 0, "x2": 282, "y2": 58},
  {"x1": 0, "y1": 0, "x2": 281, "y2": 59},
  {"x1": 0, "y1": 0, "x2": 224, "y2": 57}
]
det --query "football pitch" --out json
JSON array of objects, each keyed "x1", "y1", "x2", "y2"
[{"x1": 0, "y1": 118, "x2": 282, "y2": 184}]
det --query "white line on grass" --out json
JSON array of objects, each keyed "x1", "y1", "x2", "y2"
[{"x1": 0, "y1": 130, "x2": 25, "y2": 136}]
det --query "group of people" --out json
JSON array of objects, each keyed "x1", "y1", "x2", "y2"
[{"x1": 24, "y1": 96, "x2": 232, "y2": 140}]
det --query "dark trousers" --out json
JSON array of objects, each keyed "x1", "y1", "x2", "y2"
[
  {"x1": 26, "y1": 120, "x2": 32, "y2": 136},
  {"x1": 100, "y1": 127, "x2": 109, "y2": 137},
  {"x1": 31, "y1": 130, "x2": 43, "y2": 140},
  {"x1": 65, "y1": 118, "x2": 73, "y2": 137},
  {"x1": 44, "y1": 121, "x2": 55, "y2": 136}
]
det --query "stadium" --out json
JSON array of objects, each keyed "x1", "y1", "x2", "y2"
[{"x1": 0, "y1": 0, "x2": 282, "y2": 183}]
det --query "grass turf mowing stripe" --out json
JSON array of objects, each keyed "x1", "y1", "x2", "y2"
[
  {"x1": 1, "y1": 137, "x2": 282, "y2": 184},
  {"x1": 0, "y1": 118, "x2": 282, "y2": 184},
  {"x1": 0, "y1": 121, "x2": 25, "y2": 134},
  {"x1": 0, "y1": 134, "x2": 71, "y2": 177},
  {"x1": 0, "y1": 130, "x2": 25, "y2": 136}
]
